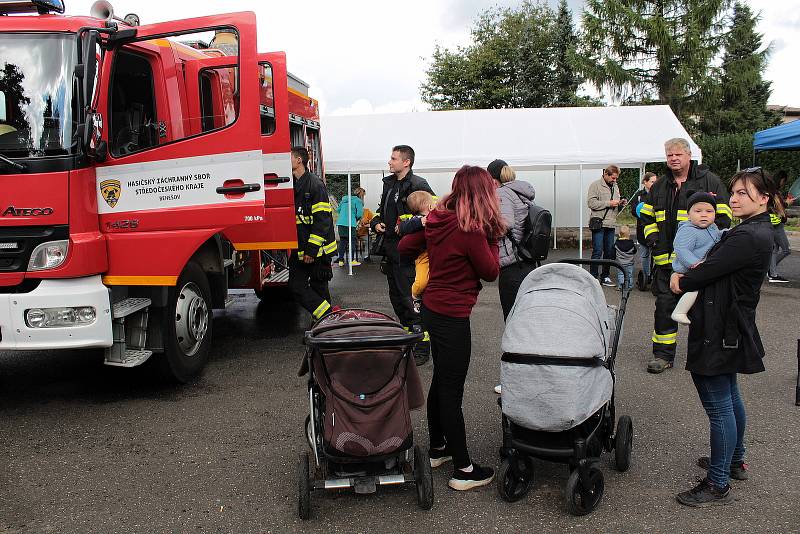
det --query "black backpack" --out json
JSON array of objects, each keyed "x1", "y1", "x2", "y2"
[{"x1": 508, "y1": 196, "x2": 552, "y2": 266}]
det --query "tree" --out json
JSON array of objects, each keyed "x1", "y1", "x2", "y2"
[
  {"x1": 551, "y1": 0, "x2": 581, "y2": 106},
  {"x1": 698, "y1": 2, "x2": 779, "y2": 136},
  {"x1": 421, "y1": 1, "x2": 590, "y2": 110},
  {"x1": 580, "y1": 0, "x2": 729, "y2": 122}
]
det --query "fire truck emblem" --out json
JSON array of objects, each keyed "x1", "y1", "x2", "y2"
[{"x1": 100, "y1": 179, "x2": 122, "y2": 208}]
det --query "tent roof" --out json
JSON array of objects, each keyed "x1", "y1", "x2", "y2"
[
  {"x1": 753, "y1": 120, "x2": 800, "y2": 151},
  {"x1": 322, "y1": 105, "x2": 701, "y2": 173}
]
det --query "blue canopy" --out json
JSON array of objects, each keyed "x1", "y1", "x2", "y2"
[{"x1": 753, "y1": 120, "x2": 800, "y2": 151}]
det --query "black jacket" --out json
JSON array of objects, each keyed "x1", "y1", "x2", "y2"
[
  {"x1": 293, "y1": 171, "x2": 336, "y2": 259},
  {"x1": 639, "y1": 162, "x2": 731, "y2": 267},
  {"x1": 370, "y1": 172, "x2": 434, "y2": 260},
  {"x1": 678, "y1": 212, "x2": 773, "y2": 375}
]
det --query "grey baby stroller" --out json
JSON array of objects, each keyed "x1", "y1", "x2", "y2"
[
  {"x1": 298, "y1": 308, "x2": 433, "y2": 520},
  {"x1": 497, "y1": 259, "x2": 632, "y2": 516}
]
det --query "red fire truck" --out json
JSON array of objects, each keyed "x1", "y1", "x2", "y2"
[{"x1": 0, "y1": 0, "x2": 323, "y2": 381}]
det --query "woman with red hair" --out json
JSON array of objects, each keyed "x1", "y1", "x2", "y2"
[{"x1": 399, "y1": 165, "x2": 505, "y2": 490}]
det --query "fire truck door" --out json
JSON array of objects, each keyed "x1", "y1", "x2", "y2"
[
  {"x1": 95, "y1": 13, "x2": 264, "y2": 232},
  {"x1": 223, "y1": 52, "x2": 296, "y2": 250}
]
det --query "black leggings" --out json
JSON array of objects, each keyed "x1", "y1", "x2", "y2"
[
  {"x1": 421, "y1": 305, "x2": 472, "y2": 469},
  {"x1": 498, "y1": 262, "x2": 535, "y2": 320}
]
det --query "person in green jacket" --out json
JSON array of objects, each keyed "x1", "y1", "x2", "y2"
[{"x1": 336, "y1": 190, "x2": 364, "y2": 267}]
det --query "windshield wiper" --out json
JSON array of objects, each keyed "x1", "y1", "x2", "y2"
[{"x1": 0, "y1": 153, "x2": 26, "y2": 172}]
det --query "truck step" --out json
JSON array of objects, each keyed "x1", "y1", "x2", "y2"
[
  {"x1": 104, "y1": 349, "x2": 154, "y2": 368},
  {"x1": 113, "y1": 297, "x2": 152, "y2": 319},
  {"x1": 265, "y1": 269, "x2": 290, "y2": 283}
]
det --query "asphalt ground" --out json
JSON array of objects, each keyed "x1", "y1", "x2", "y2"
[{"x1": 1, "y1": 247, "x2": 799, "y2": 533}]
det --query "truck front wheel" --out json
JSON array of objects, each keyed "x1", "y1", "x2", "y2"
[{"x1": 159, "y1": 261, "x2": 213, "y2": 383}]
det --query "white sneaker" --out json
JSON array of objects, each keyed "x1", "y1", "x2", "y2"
[
  {"x1": 493, "y1": 384, "x2": 502, "y2": 394},
  {"x1": 601, "y1": 277, "x2": 615, "y2": 287},
  {"x1": 671, "y1": 312, "x2": 691, "y2": 324}
]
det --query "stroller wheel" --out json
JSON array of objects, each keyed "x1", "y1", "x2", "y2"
[
  {"x1": 614, "y1": 415, "x2": 634, "y2": 472},
  {"x1": 497, "y1": 455, "x2": 534, "y2": 503},
  {"x1": 564, "y1": 465, "x2": 604, "y2": 516},
  {"x1": 298, "y1": 452, "x2": 312, "y2": 520},
  {"x1": 413, "y1": 445, "x2": 434, "y2": 510}
]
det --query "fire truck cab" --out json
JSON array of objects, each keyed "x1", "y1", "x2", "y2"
[{"x1": 0, "y1": 0, "x2": 322, "y2": 381}]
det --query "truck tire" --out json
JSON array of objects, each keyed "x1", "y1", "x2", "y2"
[{"x1": 159, "y1": 261, "x2": 213, "y2": 383}]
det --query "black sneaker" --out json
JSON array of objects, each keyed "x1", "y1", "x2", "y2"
[
  {"x1": 676, "y1": 478, "x2": 734, "y2": 507},
  {"x1": 601, "y1": 276, "x2": 615, "y2": 287},
  {"x1": 413, "y1": 340, "x2": 430, "y2": 366},
  {"x1": 768, "y1": 275, "x2": 789, "y2": 283},
  {"x1": 448, "y1": 463, "x2": 495, "y2": 491},
  {"x1": 697, "y1": 456, "x2": 749, "y2": 480},
  {"x1": 429, "y1": 447, "x2": 453, "y2": 468}
]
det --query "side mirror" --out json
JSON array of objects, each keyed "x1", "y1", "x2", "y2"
[{"x1": 81, "y1": 30, "x2": 99, "y2": 148}]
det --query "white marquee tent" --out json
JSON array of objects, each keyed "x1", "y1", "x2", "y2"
[{"x1": 322, "y1": 105, "x2": 700, "y2": 257}]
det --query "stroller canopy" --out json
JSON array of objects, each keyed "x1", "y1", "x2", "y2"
[{"x1": 502, "y1": 263, "x2": 611, "y2": 361}]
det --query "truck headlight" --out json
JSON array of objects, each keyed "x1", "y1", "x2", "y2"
[
  {"x1": 27, "y1": 240, "x2": 69, "y2": 271},
  {"x1": 25, "y1": 307, "x2": 97, "y2": 328}
]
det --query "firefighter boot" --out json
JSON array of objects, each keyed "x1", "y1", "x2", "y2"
[{"x1": 411, "y1": 325, "x2": 430, "y2": 366}]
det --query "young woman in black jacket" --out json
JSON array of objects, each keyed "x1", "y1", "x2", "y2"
[{"x1": 669, "y1": 168, "x2": 780, "y2": 507}]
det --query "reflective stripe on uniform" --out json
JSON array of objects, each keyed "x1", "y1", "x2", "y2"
[
  {"x1": 308, "y1": 234, "x2": 324, "y2": 246},
  {"x1": 422, "y1": 331, "x2": 430, "y2": 342},
  {"x1": 716, "y1": 203, "x2": 733, "y2": 219},
  {"x1": 644, "y1": 223, "x2": 659, "y2": 238},
  {"x1": 652, "y1": 330, "x2": 677, "y2": 345},
  {"x1": 398, "y1": 214, "x2": 413, "y2": 221},
  {"x1": 312, "y1": 300, "x2": 331, "y2": 319},
  {"x1": 653, "y1": 253, "x2": 670, "y2": 266},
  {"x1": 311, "y1": 201, "x2": 331, "y2": 213},
  {"x1": 676, "y1": 209, "x2": 688, "y2": 221},
  {"x1": 770, "y1": 213, "x2": 781, "y2": 225},
  {"x1": 655, "y1": 210, "x2": 666, "y2": 222},
  {"x1": 322, "y1": 242, "x2": 337, "y2": 255},
  {"x1": 296, "y1": 215, "x2": 313, "y2": 224},
  {"x1": 640, "y1": 203, "x2": 654, "y2": 217}
]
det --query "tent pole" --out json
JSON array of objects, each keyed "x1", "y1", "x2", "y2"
[
  {"x1": 347, "y1": 173, "x2": 353, "y2": 276},
  {"x1": 552, "y1": 166, "x2": 557, "y2": 250},
  {"x1": 578, "y1": 164, "x2": 583, "y2": 259}
]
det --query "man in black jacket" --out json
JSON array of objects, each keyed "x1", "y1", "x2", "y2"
[
  {"x1": 288, "y1": 147, "x2": 337, "y2": 320},
  {"x1": 632, "y1": 172, "x2": 658, "y2": 284},
  {"x1": 639, "y1": 138, "x2": 731, "y2": 374},
  {"x1": 370, "y1": 145, "x2": 435, "y2": 365}
]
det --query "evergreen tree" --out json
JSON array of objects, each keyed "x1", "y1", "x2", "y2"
[
  {"x1": 699, "y1": 2, "x2": 779, "y2": 135},
  {"x1": 580, "y1": 0, "x2": 729, "y2": 123},
  {"x1": 551, "y1": 0, "x2": 580, "y2": 106}
]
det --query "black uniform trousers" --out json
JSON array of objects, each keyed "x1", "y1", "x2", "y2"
[
  {"x1": 288, "y1": 254, "x2": 331, "y2": 319},
  {"x1": 498, "y1": 262, "x2": 536, "y2": 320},
  {"x1": 652, "y1": 265, "x2": 678, "y2": 361},
  {"x1": 384, "y1": 256, "x2": 421, "y2": 329}
]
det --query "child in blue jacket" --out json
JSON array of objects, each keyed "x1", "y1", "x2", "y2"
[{"x1": 670, "y1": 191, "x2": 723, "y2": 324}]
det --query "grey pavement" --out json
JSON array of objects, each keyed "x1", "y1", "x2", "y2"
[{"x1": 1, "y1": 248, "x2": 799, "y2": 533}]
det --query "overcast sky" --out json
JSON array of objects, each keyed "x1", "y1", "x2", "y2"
[{"x1": 64, "y1": 0, "x2": 800, "y2": 115}]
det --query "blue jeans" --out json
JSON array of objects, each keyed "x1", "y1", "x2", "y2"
[
  {"x1": 639, "y1": 244, "x2": 651, "y2": 278},
  {"x1": 616, "y1": 264, "x2": 634, "y2": 290},
  {"x1": 590, "y1": 227, "x2": 615, "y2": 278},
  {"x1": 336, "y1": 225, "x2": 357, "y2": 262},
  {"x1": 691, "y1": 373, "x2": 746, "y2": 487}
]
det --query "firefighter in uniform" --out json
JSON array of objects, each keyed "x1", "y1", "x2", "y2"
[
  {"x1": 289, "y1": 147, "x2": 337, "y2": 320},
  {"x1": 371, "y1": 145, "x2": 435, "y2": 365},
  {"x1": 639, "y1": 138, "x2": 732, "y2": 373}
]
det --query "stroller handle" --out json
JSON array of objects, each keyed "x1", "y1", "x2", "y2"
[{"x1": 304, "y1": 332, "x2": 424, "y2": 349}]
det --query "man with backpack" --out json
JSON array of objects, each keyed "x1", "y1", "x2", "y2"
[{"x1": 370, "y1": 145, "x2": 435, "y2": 365}]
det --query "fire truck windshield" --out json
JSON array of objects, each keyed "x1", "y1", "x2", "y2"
[{"x1": 0, "y1": 33, "x2": 78, "y2": 158}]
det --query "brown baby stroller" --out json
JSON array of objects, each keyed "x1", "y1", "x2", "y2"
[{"x1": 298, "y1": 308, "x2": 433, "y2": 520}]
